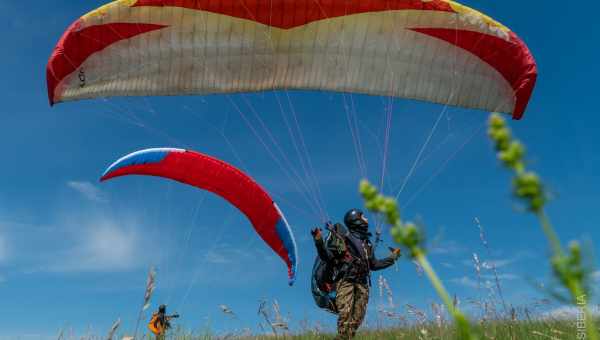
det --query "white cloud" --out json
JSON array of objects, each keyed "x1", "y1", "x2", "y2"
[
  {"x1": 203, "y1": 249, "x2": 232, "y2": 264},
  {"x1": 202, "y1": 245, "x2": 265, "y2": 265},
  {"x1": 67, "y1": 181, "x2": 108, "y2": 203},
  {"x1": 462, "y1": 257, "x2": 516, "y2": 269},
  {"x1": 450, "y1": 276, "x2": 479, "y2": 289},
  {"x1": 481, "y1": 273, "x2": 519, "y2": 281},
  {"x1": 482, "y1": 259, "x2": 514, "y2": 269},
  {"x1": 463, "y1": 251, "x2": 535, "y2": 270},
  {"x1": 47, "y1": 219, "x2": 144, "y2": 272},
  {"x1": 450, "y1": 273, "x2": 518, "y2": 289},
  {"x1": 543, "y1": 305, "x2": 600, "y2": 320},
  {"x1": 430, "y1": 240, "x2": 465, "y2": 255}
]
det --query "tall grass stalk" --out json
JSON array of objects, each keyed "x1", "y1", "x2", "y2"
[
  {"x1": 359, "y1": 180, "x2": 476, "y2": 339},
  {"x1": 107, "y1": 318, "x2": 121, "y2": 340},
  {"x1": 487, "y1": 112, "x2": 598, "y2": 340},
  {"x1": 134, "y1": 266, "x2": 157, "y2": 340},
  {"x1": 475, "y1": 217, "x2": 509, "y2": 316}
]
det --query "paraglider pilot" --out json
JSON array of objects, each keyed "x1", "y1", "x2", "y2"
[
  {"x1": 311, "y1": 209, "x2": 401, "y2": 340},
  {"x1": 148, "y1": 304, "x2": 179, "y2": 340}
]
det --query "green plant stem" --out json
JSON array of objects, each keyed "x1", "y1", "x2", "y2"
[
  {"x1": 584, "y1": 306, "x2": 599, "y2": 340},
  {"x1": 414, "y1": 249, "x2": 474, "y2": 339},
  {"x1": 488, "y1": 113, "x2": 597, "y2": 340},
  {"x1": 573, "y1": 282, "x2": 599, "y2": 340},
  {"x1": 535, "y1": 211, "x2": 598, "y2": 340},
  {"x1": 414, "y1": 250, "x2": 454, "y2": 312},
  {"x1": 536, "y1": 211, "x2": 563, "y2": 257}
]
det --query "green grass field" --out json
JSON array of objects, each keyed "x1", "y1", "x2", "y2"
[{"x1": 133, "y1": 318, "x2": 590, "y2": 340}]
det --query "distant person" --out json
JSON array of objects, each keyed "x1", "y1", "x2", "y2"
[
  {"x1": 311, "y1": 209, "x2": 401, "y2": 340},
  {"x1": 148, "y1": 304, "x2": 179, "y2": 340}
]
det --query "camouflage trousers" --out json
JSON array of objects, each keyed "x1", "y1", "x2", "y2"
[{"x1": 335, "y1": 279, "x2": 370, "y2": 340}]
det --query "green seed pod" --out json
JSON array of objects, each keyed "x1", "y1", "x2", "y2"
[
  {"x1": 403, "y1": 223, "x2": 423, "y2": 250},
  {"x1": 373, "y1": 196, "x2": 386, "y2": 210},
  {"x1": 499, "y1": 150, "x2": 516, "y2": 168},
  {"x1": 513, "y1": 172, "x2": 547, "y2": 212},
  {"x1": 391, "y1": 225, "x2": 403, "y2": 244},
  {"x1": 530, "y1": 196, "x2": 546, "y2": 213},
  {"x1": 500, "y1": 141, "x2": 525, "y2": 168},
  {"x1": 359, "y1": 180, "x2": 378, "y2": 200},
  {"x1": 365, "y1": 200, "x2": 378, "y2": 212},
  {"x1": 382, "y1": 198, "x2": 400, "y2": 225},
  {"x1": 383, "y1": 198, "x2": 397, "y2": 212},
  {"x1": 488, "y1": 113, "x2": 506, "y2": 129},
  {"x1": 493, "y1": 128, "x2": 512, "y2": 150},
  {"x1": 569, "y1": 241, "x2": 581, "y2": 262},
  {"x1": 551, "y1": 255, "x2": 569, "y2": 284}
]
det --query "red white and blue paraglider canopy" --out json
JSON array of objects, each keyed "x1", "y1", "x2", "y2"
[{"x1": 101, "y1": 148, "x2": 298, "y2": 285}]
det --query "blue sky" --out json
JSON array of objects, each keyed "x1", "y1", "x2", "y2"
[{"x1": 1, "y1": 0, "x2": 600, "y2": 338}]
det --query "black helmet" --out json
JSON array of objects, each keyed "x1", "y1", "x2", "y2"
[
  {"x1": 344, "y1": 209, "x2": 366, "y2": 228},
  {"x1": 159, "y1": 304, "x2": 167, "y2": 313}
]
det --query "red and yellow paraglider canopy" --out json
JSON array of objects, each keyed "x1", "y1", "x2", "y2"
[{"x1": 47, "y1": 0, "x2": 537, "y2": 119}]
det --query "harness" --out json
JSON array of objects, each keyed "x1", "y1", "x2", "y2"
[
  {"x1": 312, "y1": 224, "x2": 375, "y2": 314},
  {"x1": 341, "y1": 232, "x2": 373, "y2": 286}
]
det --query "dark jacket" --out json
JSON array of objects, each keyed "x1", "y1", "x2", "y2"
[
  {"x1": 314, "y1": 226, "x2": 396, "y2": 285},
  {"x1": 154, "y1": 312, "x2": 170, "y2": 332}
]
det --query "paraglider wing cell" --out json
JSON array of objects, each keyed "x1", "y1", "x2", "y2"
[{"x1": 101, "y1": 148, "x2": 298, "y2": 285}]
